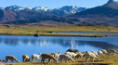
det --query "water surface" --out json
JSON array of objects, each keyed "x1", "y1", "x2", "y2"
[{"x1": 0, "y1": 33, "x2": 118, "y2": 61}]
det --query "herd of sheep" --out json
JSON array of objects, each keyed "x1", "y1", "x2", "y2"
[{"x1": 2, "y1": 49, "x2": 118, "y2": 64}]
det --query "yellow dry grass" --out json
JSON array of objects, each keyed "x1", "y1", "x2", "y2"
[
  {"x1": 5, "y1": 54, "x2": 118, "y2": 65},
  {"x1": 0, "y1": 25, "x2": 118, "y2": 36}
]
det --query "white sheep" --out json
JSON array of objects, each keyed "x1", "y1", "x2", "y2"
[
  {"x1": 65, "y1": 52, "x2": 77, "y2": 58},
  {"x1": 58, "y1": 54, "x2": 74, "y2": 62},
  {"x1": 83, "y1": 51, "x2": 98, "y2": 62},
  {"x1": 32, "y1": 54, "x2": 41, "y2": 61}
]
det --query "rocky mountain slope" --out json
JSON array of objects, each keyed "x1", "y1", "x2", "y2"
[
  {"x1": 0, "y1": 0, "x2": 118, "y2": 26},
  {"x1": 68, "y1": 0, "x2": 118, "y2": 26}
]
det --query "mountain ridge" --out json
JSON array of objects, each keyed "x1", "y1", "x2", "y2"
[
  {"x1": 0, "y1": 0, "x2": 118, "y2": 26},
  {"x1": 67, "y1": 0, "x2": 118, "y2": 26},
  {"x1": 0, "y1": 5, "x2": 86, "y2": 25}
]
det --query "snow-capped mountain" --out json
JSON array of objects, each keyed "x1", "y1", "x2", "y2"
[
  {"x1": 43, "y1": 6, "x2": 86, "y2": 16},
  {"x1": 32, "y1": 6, "x2": 51, "y2": 11},
  {"x1": 0, "y1": 5, "x2": 86, "y2": 25},
  {"x1": 0, "y1": 0, "x2": 118, "y2": 26},
  {"x1": 33, "y1": 6, "x2": 86, "y2": 16},
  {"x1": 3, "y1": 5, "x2": 86, "y2": 16},
  {"x1": 58, "y1": 6, "x2": 86, "y2": 14},
  {"x1": 5, "y1": 5, "x2": 25, "y2": 11}
]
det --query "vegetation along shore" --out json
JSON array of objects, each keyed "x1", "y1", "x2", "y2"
[{"x1": 0, "y1": 25, "x2": 118, "y2": 37}]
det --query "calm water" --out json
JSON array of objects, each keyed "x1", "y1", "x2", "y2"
[{"x1": 0, "y1": 33, "x2": 118, "y2": 61}]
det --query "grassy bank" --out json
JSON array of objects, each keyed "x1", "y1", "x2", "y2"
[
  {"x1": 5, "y1": 54, "x2": 118, "y2": 65},
  {"x1": 0, "y1": 25, "x2": 118, "y2": 36},
  {"x1": 5, "y1": 62, "x2": 113, "y2": 65},
  {"x1": 38, "y1": 33, "x2": 108, "y2": 37}
]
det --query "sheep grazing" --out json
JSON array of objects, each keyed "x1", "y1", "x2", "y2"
[
  {"x1": 75, "y1": 52, "x2": 84, "y2": 61},
  {"x1": 101, "y1": 49, "x2": 108, "y2": 54},
  {"x1": 83, "y1": 51, "x2": 98, "y2": 62},
  {"x1": 98, "y1": 50, "x2": 105, "y2": 56},
  {"x1": 58, "y1": 54, "x2": 74, "y2": 62},
  {"x1": 40, "y1": 54, "x2": 57, "y2": 64},
  {"x1": 66, "y1": 49, "x2": 79, "y2": 53},
  {"x1": 75, "y1": 51, "x2": 85, "y2": 58},
  {"x1": 91, "y1": 51, "x2": 98, "y2": 56},
  {"x1": 107, "y1": 49, "x2": 117, "y2": 54},
  {"x1": 32, "y1": 54, "x2": 41, "y2": 61},
  {"x1": 22, "y1": 55, "x2": 30, "y2": 62},
  {"x1": 2, "y1": 49, "x2": 118, "y2": 64},
  {"x1": 5, "y1": 56, "x2": 19, "y2": 63},
  {"x1": 51, "y1": 53, "x2": 61, "y2": 60},
  {"x1": 65, "y1": 52, "x2": 77, "y2": 58},
  {"x1": 98, "y1": 49, "x2": 108, "y2": 56}
]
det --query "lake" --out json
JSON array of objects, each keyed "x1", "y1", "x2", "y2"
[{"x1": 0, "y1": 33, "x2": 118, "y2": 62}]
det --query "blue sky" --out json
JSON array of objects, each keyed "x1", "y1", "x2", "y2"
[{"x1": 0, "y1": 0, "x2": 118, "y2": 8}]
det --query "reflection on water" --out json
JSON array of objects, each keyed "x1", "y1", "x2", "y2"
[
  {"x1": 0, "y1": 35, "x2": 118, "y2": 61},
  {"x1": 0, "y1": 37, "x2": 118, "y2": 49}
]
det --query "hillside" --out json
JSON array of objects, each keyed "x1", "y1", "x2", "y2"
[
  {"x1": 69, "y1": 0, "x2": 118, "y2": 26},
  {"x1": 0, "y1": 6, "x2": 86, "y2": 25},
  {"x1": 0, "y1": 0, "x2": 118, "y2": 26}
]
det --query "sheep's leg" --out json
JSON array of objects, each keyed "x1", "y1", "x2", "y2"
[
  {"x1": 22, "y1": 58, "x2": 24, "y2": 62},
  {"x1": 90, "y1": 57, "x2": 93, "y2": 62},
  {"x1": 24, "y1": 58, "x2": 26, "y2": 62},
  {"x1": 61, "y1": 59, "x2": 63, "y2": 63},
  {"x1": 5, "y1": 59, "x2": 8, "y2": 63},
  {"x1": 86, "y1": 58, "x2": 88, "y2": 62},
  {"x1": 32, "y1": 58, "x2": 34, "y2": 61},
  {"x1": 92, "y1": 58, "x2": 95, "y2": 62},
  {"x1": 87, "y1": 57, "x2": 90, "y2": 62},
  {"x1": 47, "y1": 58, "x2": 51, "y2": 63},
  {"x1": 41, "y1": 58, "x2": 45, "y2": 64},
  {"x1": 65, "y1": 59, "x2": 68, "y2": 63},
  {"x1": 84, "y1": 57, "x2": 88, "y2": 62},
  {"x1": 29, "y1": 58, "x2": 30, "y2": 62},
  {"x1": 11, "y1": 60, "x2": 14, "y2": 62},
  {"x1": 16, "y1": 59, "x2": 19, "y2": 62},
  {"x1": 85, "y1": 57, "x2": 87, "y2": 62},
  {"x1": 14, "y1": 59, "x2": 17, "y2": 62}
]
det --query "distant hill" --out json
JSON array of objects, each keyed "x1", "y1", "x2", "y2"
[
  {"x1": 0, "y1": 0, "x2": 118, "y2": 26},
  {"x1": 67, "y1": 0, "x2": 118, "y2": 26},
  {"x1": 0, "y1": 5, "x2": 86, "y2": 25}
]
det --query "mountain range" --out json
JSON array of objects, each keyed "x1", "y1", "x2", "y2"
[
  {"x1": 0, "y1": 5, "x2": 86, "y2": 25},
  {"x1": 0, "y1": 0, "x2": 118, "y2": 26},
  {"x1": 68, "y1": 0, "x2": 118, "y2": 26}
]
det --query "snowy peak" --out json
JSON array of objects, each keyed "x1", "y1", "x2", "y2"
[
  {"x1": 5, "y1": 5, "x2": 24, "y2": 11},
  {"x1": 46, "y1": 6, "x2": 86, "y2": 16},
  {"x1": 3, "y1": 5, "x2": 86, "y2": 15},
  {"x1": 59, "y1": 6, "x2": 85, "y2": 14},
  {"x1": 33, "y1": 6, "x2": 50, "y2": 11}
]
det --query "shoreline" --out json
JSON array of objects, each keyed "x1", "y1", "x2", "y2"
[
  {"x1": 0, "y1": 33, "x2": 109, "y2": 37},
  {"x1": 0, "y1": 26, "x2": 117, "y2": 37},
  {"x1": 5, "y1": 61, "x2": 114, "y2": 65}
]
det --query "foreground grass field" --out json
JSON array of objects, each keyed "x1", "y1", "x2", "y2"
[
  {"x1": 5, "y1": 54, "x2": 118, "y2": 65},
  {"x1": 0, "y1": 25, "x2": 118, "y2": 37}
]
